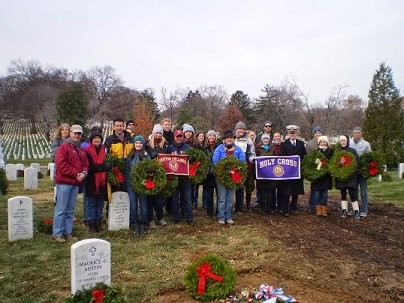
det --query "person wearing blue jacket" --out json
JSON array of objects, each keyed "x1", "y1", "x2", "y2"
[{"x1": 212, "y1": 130, "x2": 246, "y2": 225}]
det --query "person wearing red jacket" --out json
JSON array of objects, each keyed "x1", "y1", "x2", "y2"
[{"x1": 52, "y1": 124, "x2": 89, "y2": 243}]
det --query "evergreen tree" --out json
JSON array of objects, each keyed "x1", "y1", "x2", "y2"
[
  {"x1": 140, "y1": 89, "x2": 160, "y2": 122},
  {"x1": 230, "y1": 90, "x2": 254, "y2": 124},
  {"x1": 56, "y1": 83, "x2": 89, "y2": 126},
  {"x1": 363, "y1": 63, "x2": 404, "y2": 168}
]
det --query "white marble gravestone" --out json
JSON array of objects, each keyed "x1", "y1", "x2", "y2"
[
  {"x1": 30, "y1": 162, "x2": 41, "y2": 172},
  {"x1": 6, "y1": 164, "x2": 17, "y2": 181},
  {"x1": 71, "y1": 239, "x2": 111, "y2": 294},
  {"x1": 16, "y1": 163, "x2": 24, "y2": 171},
  {"x1": 24, "y1": 167, "x2": 38, "y2": 189},
  {"x1": 399, "y1": 163, "x2": 404, "y2": 179},
  {"x1": 48, "y1": 163, "x2": 55, "y2": 180},
  {"x1": 108, "y1": 191, "x2": 130, "y2": 231},
  {"x1": 8, "y1": 196, "x2": 34, "y2": 241}
]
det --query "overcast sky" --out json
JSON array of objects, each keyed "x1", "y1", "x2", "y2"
[{"x1": 1, "y1": 0, "x2": 403, "y2": 104}]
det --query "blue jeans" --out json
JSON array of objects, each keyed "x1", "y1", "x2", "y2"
[
  {"x1": 127, "y1": 185, "x2": 148, "y2": 224},
  {"x1": 85, "y1": 195, "x2": 104, "y2": 221},
  {"x1": 357, "y1": 175, "x2": 368, "y2": 213},
  {"x1": 53, "y1": 184, "x2": 79, "y2": 236},
  {"x1": 192, "y1": 184, "x2": 198, "y2": 208},
  {"x1": 171, "y1": 178, "x2": 192, "y2": 222},
  {"x1": 216, "y1": 181, "x2": 236, "y2": 221},
  {"x1": 312, "y1": 190, "x2": 328, "y2": 206},
  {"x1": 308, "y1": 191, "x2": 315, "y2": 211}
]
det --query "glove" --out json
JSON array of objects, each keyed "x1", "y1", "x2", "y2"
[{"x1": 104, "y1": 163, "x2": 113, "y2": 171}]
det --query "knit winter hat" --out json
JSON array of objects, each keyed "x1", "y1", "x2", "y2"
[
  {"x1": 317, "y1": 135, "x2": 329, "y2": 145},
  {"x1": 89, "y1": 131, "x2": 103, "y2": 141},
  {"x1": 235, "y1": 121, "x2": 246, "y2": 130},
  {"x1": 152, "y1": 124, "x2": 163, "y2": 134},
  {"x1": 182, "y1": 123, "x2": 195, "y2": 133},
  {"x1": 261, "y1": 134, "x2": 271, "y2": 141},
  {"x1": 222, "y1": 130, "x2": 235, "y2": 139},
  {"x1": 312, "y1": 126, "x2": 322, "y2": 134},
  {"x1": 352, "y1": 127, "x2": 362, "y2": 133},
  {"x1": 134, "y1": 135, "x2": 145, "y2": 145},
  {"x1": 206, "y1": 130, "x2": 217, "y2": 137}
]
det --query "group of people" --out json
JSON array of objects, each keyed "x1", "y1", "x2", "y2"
[{"x1": 50, "y1": 117, "x2": 371, "y2": 243}]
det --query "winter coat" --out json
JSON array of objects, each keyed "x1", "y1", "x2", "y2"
[
  {"x1": 278, "y1": 138, "x2": 306, "y2": 195},
  {"x1": 84, "y1": 145, "x2": 111, "y2": 197},
  {"x1": 51, "y1": 137, "x2": 67, "y2": 162},
  {"x1": 212, "y1": 144, "x2": 246, "y2": 164},
  {"x1": 235, "y1": 134, "x2": 256, "y2": 163},
  {"x1": 310, "y1": 148, "x2": 334, "y2": 191},
  {"x1": 146, "y1": 135, "x2": 169, "y2": 159},
  {"x1": 104, "y1": 130, "x2": 134, "y2": 159},
  {"x1": 55, "y1": 139, "x2": 89, "y2": 186},
  {"x1": 125, "y1": 150, "x2": 151, "y2": 187}
]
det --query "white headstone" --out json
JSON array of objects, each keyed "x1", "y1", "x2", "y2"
[
  {"x1": 30, "y1": 162, "x2": 41, "y2": 172},
  {"x1": 6, "y1": 164, "x2": 17, "y2": 181},
  {"x1": 8, "y1": 196, "x2": 34, "y2": 241},
  {"x1": 16, "y1": 163, "x2": 24, "y2": 171},
  {"x1": 24, "y1": 167, "x2": 38, "y2": 189},
  {"x1": 48, "y1": 163, "x2": 55, "y2": 180},
  {"x1": 71, "y1": 239, "x2": 111, "y2": 294},
  {"x1": 399, "y1": 163, "x2": 404, "y2": 179},
  {"x1": 108, "y1": 191, "x2": 130, "y2": 231}
]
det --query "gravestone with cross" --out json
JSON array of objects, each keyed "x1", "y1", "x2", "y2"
[
  {"x1": 108, "y1": 191, "x2": 130, "y2": 231},
  {"x1": 8, "y1": 196, "x2": 34, "y2": 241},
  {"x1": 71, "y1": 238, "x2": 111, "y2": 294}
]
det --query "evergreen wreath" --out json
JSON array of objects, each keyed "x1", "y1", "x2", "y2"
[
  {"x1": 214, "y1": 156, "x2": 248, "y2": 189},
  {"x1": 105, "y1": 154, "x2": 125, "y2": 187},
  {"x1": 184, "y1": 254, "x2": 236, "y2": 302},
  {"x1": 359, "y1": 151, "x2": 384, "y2": 179},
  {"x1": 184, "y1": 148, "x2": 210, "y2": 184},
  {"x1": 161, "y1": 174, "x2": 178, "y2": 198},
  {"x1": 0, "y1": 168, "x2": 8, "y2": 195},
  {"x1": 64, "y1": 283, "x2": 125, "y2": 303},
  {"x1": 329, "y1": 150, "x2": 357, "y2": 181},
  {"x1": 130, "y1": 159, "x2": 167, "y2": 196},
  {"x1": 301, "y1": 150, "x2": 328, "y2": 182}
]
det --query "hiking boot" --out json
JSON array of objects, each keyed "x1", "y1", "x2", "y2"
[
  {"x1": 354, "y1": 211, "x2": 361, "y2": 220},
  {"x1": 158, "y1": 219, "x2": 167, "y2": 226},
  {"x1": 187, "y1": 220, "x2": 195, "y2": 226},
  {"x1": 341, "y1": 210, "x2": 347, "y2": 218},
  {"x1": 321, "y1": 206, "x2": 328, "y2": 217},
  {"x1": 53, "y1": 236, "x2": 66, "y2": 243},
  {"x1": 133, "y1": 223, "x2": 140, "y2": 236},
  {"x1": 316, "y1": 205, "x2": 322, "y2": 216},
  {"x1": 149, "y1": 220, "x2": 157, "y2": 229},
  {"x1": 139, "y1": 224, "x2": 147, "y2": 236}
]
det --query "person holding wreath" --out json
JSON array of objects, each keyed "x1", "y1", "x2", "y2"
[
  {"x1": 334, "y1": 135, "x2": 360, "y2": 219},
  {"x1": 203, "y1": 130, "x2": 219, "y2": 218},
  {"x1": 126, "y1": 135, "x2": 151, "y2": 235},
  {"x1": 213, "y1": 130, "x2": 246, "y2": 225}
]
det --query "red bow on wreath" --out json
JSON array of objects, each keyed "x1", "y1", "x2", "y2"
[
  {"x1": 368, "y1": 161, "x2": 378, "y2": 176},
  {"x1": 113, "y1": 166, "x2": 125, "y2": 183},
  {"x1": 92, "y1": 289, "x2": 105, "y2": 303},
  {"x1": 197, "y1": 263, "x2": 224, "y2": 295},
  {"x1": 339, "y1": 156, "x2": 351, "y2": 167},
  {"x1": 144, "y1": 177, "x2": 156, "y2": 190},
  {"x1": 189, "y1": 161, "x2": 201, "y2": 177},
  {"x1": 230, "y1": 167, "x2": 242, "y2": 183}
]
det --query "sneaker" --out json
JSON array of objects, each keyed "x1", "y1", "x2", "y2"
[
  {"x1": 341, "y1": 210, "x2": 347, "y2": 218},
  {"x1": 347, "y1": 210, "x2": 354, "y2": 216},
  {"x1": 354, "y1": 211, "x2": 360, "y2": 220},
  {"x1": 53, "y1": 236, "x2": 66, "y2": 243},
  {"x1": 360, "y1": 212, "x2": 368, "y2": 218},
  {"x1": 226, "y1": 219, "x2": 234, "y2": 225},
  {"x1": 158, "y1": 219, "x2": 167, "y2": 226},
  {"x1": 218, "y1": 219, "x2": 225, "y2": 225},
  {"x1": 149, "y1": 220, "x2": 157, "y2": 229},
  {"x1": 65, "y1": 234, "x2": 78, "y2": 243}
]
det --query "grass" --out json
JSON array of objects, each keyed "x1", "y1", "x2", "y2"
[{"x1": 0, "y1": 172, "x2": 403, "y2": 302}]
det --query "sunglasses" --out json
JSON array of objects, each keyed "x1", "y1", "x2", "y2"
[
  {"x1": 264, "y1": 125, "x2": 272, "y2": 128},
  {"x1": 73, "y1": 132, "x2": 82, "y2": 135}
]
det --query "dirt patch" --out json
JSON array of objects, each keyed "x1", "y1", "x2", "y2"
[{"x1": 157, "y1": 196, "x2": 404, "y2": 303}]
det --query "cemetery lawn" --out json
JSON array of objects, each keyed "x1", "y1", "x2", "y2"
[{"x1": 0, "y1": 174, "x2": 403, "y2": 303}]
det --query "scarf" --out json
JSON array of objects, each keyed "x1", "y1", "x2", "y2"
[
  {"x1": 86, "y1": 144, "x2": 106, "y2": 194},
  {"x1": 224, "y1": 144, "x2": 235, "y2": 156}
]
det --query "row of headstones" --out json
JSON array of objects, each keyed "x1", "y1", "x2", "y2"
[
  {"x1": 5, "y1": 163, "x2": 42, "y2": 189},
  {"x1": 8, "y1": 191, "x2": 130, "y2": 241},
  {"x1": 7, "y1": 195, "x2": 112, "y2": 294}
]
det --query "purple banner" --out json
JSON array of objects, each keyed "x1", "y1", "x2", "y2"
[{"x1": 255, "y1": 156, "x2": 301, "y2": 180}]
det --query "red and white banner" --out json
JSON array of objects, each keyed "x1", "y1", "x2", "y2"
[{"x1": 157, "y1": 154, "x2": 190, "y2": 175}]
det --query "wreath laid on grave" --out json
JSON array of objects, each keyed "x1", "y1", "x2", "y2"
[
  {"x1": 184, "y1": 149, "x2": 210, "y2": 184},
  {"x1": 329, "y1": 150, "x2": 357, "y2": 181},
  {"x1": 0, "y1": 168, "x2": 8, "y2": 195},
  {"x1": 105, "y1": 154, "x2": 125, "y2": 187},
  {"x1": 359, "y1": 151, "x2": 384, "y2": 179},
  {"x1": 301, "y1": 150, "x2": 328, "y2": 182},
  {"x1": 214, "y1": 156, "x2": 248, "y2": 189},
  {"x1": 161, "y1": 174, "x2": 179, "y2": 198},
  {"x1": 64, "y1": 283, "x2": 125, "y2": 303},
  {"x1": 130, "y1": 159, "x2": 167, "y2": 196},
  {"x1": 36, "y1": 218, "x2": 53, "y2": 234},
  {"x1": 184, "y1": 254, "x2": 236, "y2": 302}
]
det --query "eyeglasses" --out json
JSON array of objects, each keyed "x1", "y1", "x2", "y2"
[
  {"x1": 73, "y1": 132, "x2": 82, "y2": 135},
  {"x1": 264, "y1": 125, "x2": 272, "y2": 128}
]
